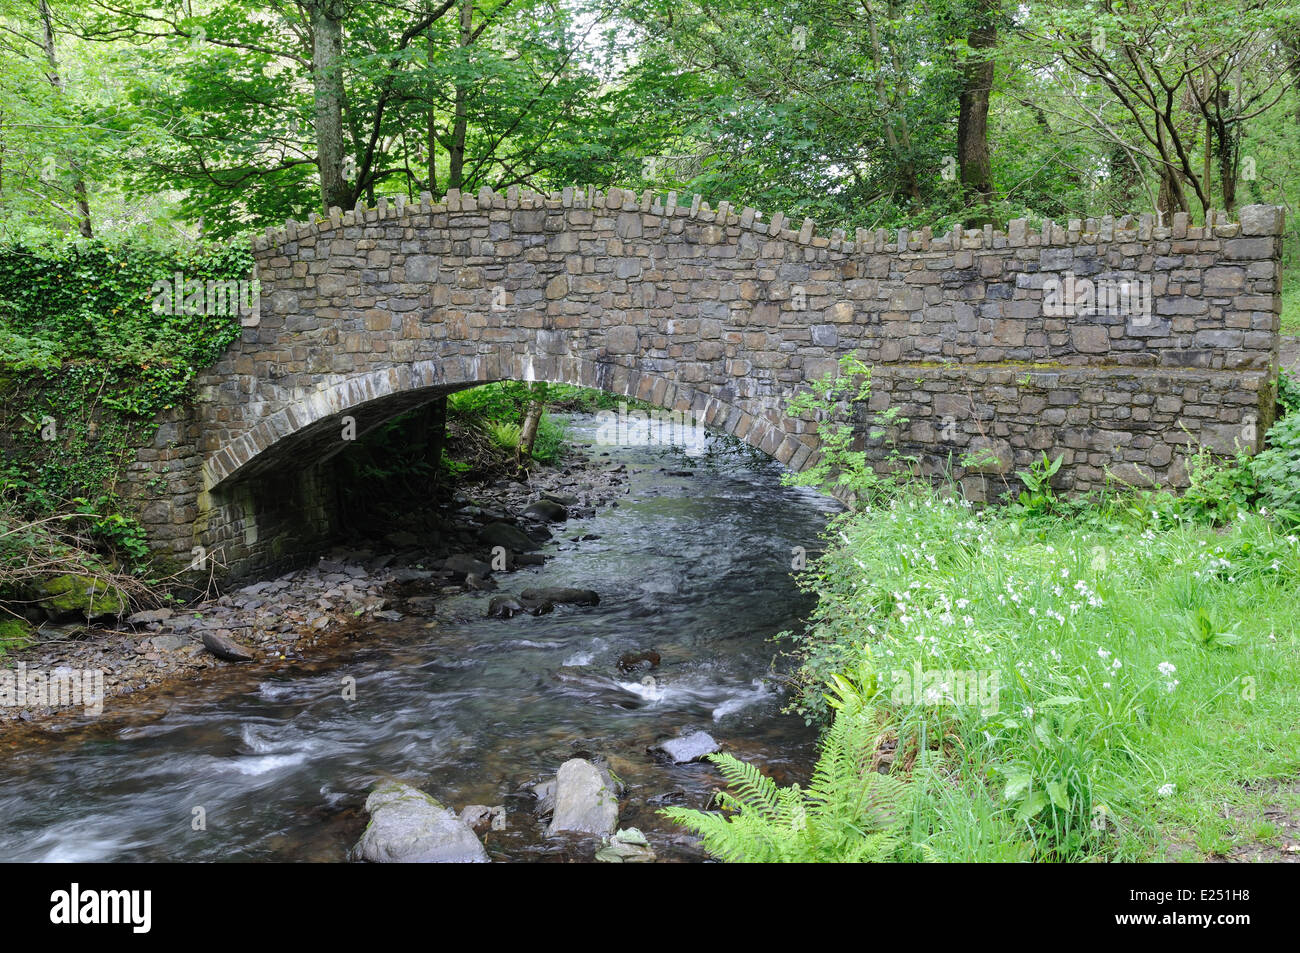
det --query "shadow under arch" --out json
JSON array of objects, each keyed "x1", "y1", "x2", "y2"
[{"x1": 202, "y1": 355, "x2": 816, "y2": 494}]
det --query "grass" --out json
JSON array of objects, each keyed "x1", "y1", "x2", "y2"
[{"x1": 769, "y1": 488, "x2": 1300, "y2": 862}]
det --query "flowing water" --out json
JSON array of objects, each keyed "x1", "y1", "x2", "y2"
[{"x1": 0, "y1": 415, "x2": 839, "y2": 862}]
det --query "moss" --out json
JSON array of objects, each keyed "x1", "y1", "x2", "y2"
[
  {"x1": 35, "y1": 572, "x2": 127, "y2": 620},
  {"x1": 0, "y1": 617, "x2": 33, "y2": 653}
]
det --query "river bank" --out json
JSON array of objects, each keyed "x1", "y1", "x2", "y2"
[
  {"x1": 0, "y1": 415, "x2": 834, "y2": 861},
  {"x1": 1, "y1": 442, "x2": 633, "y2": 730}
]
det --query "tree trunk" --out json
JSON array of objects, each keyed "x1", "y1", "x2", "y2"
[
  {"x1": 1156, "y1": 164, "x2": 1190, "y2": 217},
  {"x1": 448, "y1": 0, "x2": 473, "y2": 191},
  {"x1": 427, "y1": 395, "x2": 448, "y2": 485},
  {"x1": 517, "y1": 382, "x2": 547, "y2": 466},
  {"x1": 426, "y1": 27, "x2": 438, "y2": 194},
  {"x1": 38, "y1": 0, "x2": 92, "y2": 237},
  {"x1": 1283, "y1": 27, "x2": 1300, "y2": 124},
  {"x1": 957, "y1": 0, "x2": 997, "y2": 217},
  {"x1": 308, "y1": 1, "x2": 350, "y2": 211}
]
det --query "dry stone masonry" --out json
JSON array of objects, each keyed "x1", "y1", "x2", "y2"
[{"x1": 124, "y1": 184, "x2": 1285, "y2": 579}]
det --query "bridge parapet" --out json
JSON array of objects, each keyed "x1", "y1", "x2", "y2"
[{"x1": 123, "y1": 185, "x2": 1283, "y2": 579}]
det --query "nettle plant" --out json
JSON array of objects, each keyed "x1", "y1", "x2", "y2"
[{"x1": 783, "y1": 354, "x2": 911, "y2": 504}]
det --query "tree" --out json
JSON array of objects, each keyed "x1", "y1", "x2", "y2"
[
  {"x1": 1031, "y1": 0, "x2": 1295, "y2": 217},
  {"x1": 956, "y1": 0, "x2": 998, "y2": 215}
]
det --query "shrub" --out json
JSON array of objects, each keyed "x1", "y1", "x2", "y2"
[
  {"x1": 782, "y1": 354, "x2": 910, "y2": 504},
  {"x1": 1252, "y1": 411, "x2": 1300, "y2": 522}
]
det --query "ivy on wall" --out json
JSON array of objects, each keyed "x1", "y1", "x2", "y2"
[{"x1": 0, "y1": 239, "x2": 253, "y2": 565}]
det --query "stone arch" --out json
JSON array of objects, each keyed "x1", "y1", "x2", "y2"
[
  {"x1": 203, "y1": 355, "x2": 813, "y2": 493},
  {"x1": 122, "y1": 185, "x2": 1281, "y2": 579}
]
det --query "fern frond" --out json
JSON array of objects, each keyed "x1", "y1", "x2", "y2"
[
  {"x1": 661, "y1": 680, "x2": 909, "y2": 862},
  {"x1": 707, "y1": 753, "x2": 785, "y2": 821}
]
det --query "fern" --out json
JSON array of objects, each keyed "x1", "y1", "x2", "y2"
[
  {"x1": 663, "y1": 673, "x2": 908, "y2": 862},
  {"x1": 485, "y1": 420, "x2": 522, "y2": 451}
]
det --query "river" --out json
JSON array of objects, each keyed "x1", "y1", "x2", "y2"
[{"x1": 0, "y1": 414, "x2": 839, "y2": 862}]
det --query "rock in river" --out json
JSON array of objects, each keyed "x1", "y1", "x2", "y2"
[
  {"x1": 520, "y1": 587, "x2": 599, "y2": 607},
  {"x1": 352, "y1": 781, "x2": 489, "y2": 863},
  {"x1": 617, "y1": 650, "x2": 660, "y2": 674},
  {"x1": 478, "y1": 521, "x2": 542, "y2": 553},
  {"x1": 487, "y1": 595, "x2": 526, "y2": 619},
  {"x1": 488, "y1": 595, "x2": 553, "y2": 618},
  {"x1": 201, "y1": 629, "x2": 256, "y2": 662},
  {"x1": 595, "y1": 827, "x2": 656, "y2": 863},
  {"x1": 460, "y1": 804, "x2": 507, "y2": 833},
  {"x1": 547, "y1": 759, "x2": 619, "y2": 836},
  {"x1": 442, "y1": 554, "x2": 492, "y2": 579},
  {"x1": 650, "y1": 730, "x2": 721, "y2": 764},
  {"x1": 522, "y1": 499, "x2": 568, "y2": 523}
]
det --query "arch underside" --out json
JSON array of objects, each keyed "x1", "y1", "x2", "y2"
[{"x1": 201, "y1": 356, "x2": 817, "y2": 493}]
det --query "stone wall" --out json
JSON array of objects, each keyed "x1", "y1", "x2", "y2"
[{"x1": 119, "y1": 184, "x2": 1283, "y2": 579}]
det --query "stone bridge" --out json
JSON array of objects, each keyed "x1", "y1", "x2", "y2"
[{"x1": 126, "y1": 185, "x2": 1285, "y2": 579}]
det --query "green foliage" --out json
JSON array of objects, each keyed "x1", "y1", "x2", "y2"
[
  {"x1": 1178, "y1": 444, "x2": 1259, "y2": 524},
  {"x1": 447, "y1": 381, "x2": 536, "y2": 421},
  {"x1": 1282, "y1": 270, "x2": 1300, "y2": 335},
  {"x1": 783, "y1": 481, "x2": 1300, "y2": 861},
  {"x1": 0, "y1": 240, "x2": 253, "y2": 411},
  {"x1": 663, "y1": 670, "x2": 908, "y2": 862},
  {"x1": 444, "y1": 381, "x2": 576, "y2": 472},
  {"x1": 486, "y1": 419, "x2": 523, "y2": 452},
  {"x1": 1278, "y1": 369, "x2": 1300, "y2": 417},
  {"x1": 1252, "y1": 412, "x2": 1300, "y2": 522},
  {"x1": 0, "y1": 238, "x2": 253, "y2": 565},
  {"x1": 0, "y1": 491, "x2": 155, "y2": 618},
  {"x1": 530, "y1": 413, "x2": 567, "y2": 464},
  {"x1": 989, "y1": 696, "x2": 1107, "y2": 860},
  {"x1": 1012, "y1": 452, "x2": 1065, "y2": 517},
  {"x1": 782, "y1": 354, "x2": 910, "y2": 504}
]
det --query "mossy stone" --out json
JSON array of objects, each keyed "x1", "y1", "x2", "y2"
[{"x1": 35, "y1": 573, "x2": 127, "y2": 621}]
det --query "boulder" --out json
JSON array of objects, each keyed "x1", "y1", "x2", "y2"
[
  {"x1": 352, "y1": 781, "x2": 489, "y2": 863},
  {"x1": 487, "y1": 595, "x2": 526, "y2": 619},
  {"x1": 617, "y1": 650, "x2": 661, "y2": 674},
  {"x1": 442, "y1": 554, "x2": 492, "y2": 578},
  {"x1": 650, "y1": 730, "x2": 721, "y2": 764},
  {"x1": 478, "y1": 522, "x2": 541, "y2": 553},
  {"x1": 201, "y1": 629, "x2": 256, "y2": 662},
  {"x1": 547, "y1": 759, "x2": 620, "y2": 836},
  {"x1": 126, "y1": 608, "x2": 174, "y2": 626},
  {"x1": 34, "y1": 573, "x2": 127, "y2": 623},
  {"x1": 595, "y1": 828, "x2": 656, "y2": 863},
  {"x1": 521, "y1": 587, "x2": 599, "y2": 607},
  {"x1": 522, "y1": 500, "x2": 568, "y2": 523}
]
